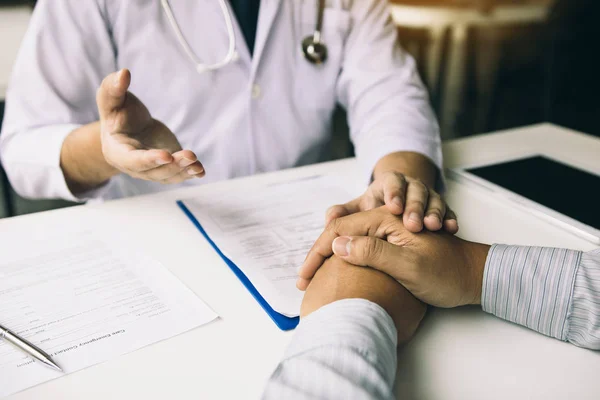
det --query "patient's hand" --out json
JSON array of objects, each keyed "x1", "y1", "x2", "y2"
[
  {"x1": 299, "y1": 207, "x2": 490, "y2": 308},
  {"x1": 301, "y1": 256, "x2": 426, "y2": 344}
]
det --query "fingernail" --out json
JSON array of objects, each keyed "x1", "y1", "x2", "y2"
[
  {"x1": 392, "y1": 196, "x2": 402, "y2": 207},
  {"x1": 113, "y1": 70, "x2": 122, "y2": 87},
  {"x1": 188, "y1": 168, "x2": 203, "y2": 175},
  {"x1": 155, "y1": 159, "x2": 170, "y2": 166},
  {"x1": 408, "y1": 212, "x2": 421, "y2": 223},
  {"x1": 333, "y1": 236, "x2": 351, "y2": 257}
]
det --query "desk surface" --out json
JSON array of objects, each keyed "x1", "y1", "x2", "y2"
[{"x1": 3, "y1": 123, "x2": 600, "y2": 400}]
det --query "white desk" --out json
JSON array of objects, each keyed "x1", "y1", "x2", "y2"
[{"x1": 3, "y1": 124, "x2": 599, "y2": 400}]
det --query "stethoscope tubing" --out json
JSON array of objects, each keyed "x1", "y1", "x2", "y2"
[{"x1": 162, "y1": 0, "x2": 328, "y2": 73}]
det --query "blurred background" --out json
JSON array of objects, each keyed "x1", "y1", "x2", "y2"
[{"x1": 0, "y1": 0, "x2": 598, "y2": 218}]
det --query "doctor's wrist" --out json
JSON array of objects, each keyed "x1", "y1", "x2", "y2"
[
  {"x1": 60, "y1": 122, "x2": 119, "y2": 194},
  {"x1": 373, "y1": 151, "x2": 436, "y2": 188}
]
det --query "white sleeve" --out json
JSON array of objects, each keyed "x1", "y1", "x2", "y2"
[
  {"x1": 0, "y1": 0, "x2": 116, "y2": 201},
  {"x1": 262, "y1": 299, "x2": 398, "y2": 400},
  {"x1": 336, "y1": 0, "x2": 443, "y2": 188}
]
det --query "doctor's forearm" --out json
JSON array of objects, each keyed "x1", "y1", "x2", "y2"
[
  {"x1": 60, "y1": 122, "x2": 119, "y2": 194},
  {"x1": 373, "y1": 151, "x2": 437, "y2": 188}
]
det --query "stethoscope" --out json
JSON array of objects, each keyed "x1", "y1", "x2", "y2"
[{"x1": 161, "y1": 0, "x2": 328, "y2": 74}]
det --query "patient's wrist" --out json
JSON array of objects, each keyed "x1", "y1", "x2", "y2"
[{"x1": 461, "y1": 241, "x2": 491, "y2": 305}]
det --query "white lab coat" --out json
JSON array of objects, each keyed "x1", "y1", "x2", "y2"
[{"x1": 0, "y1": 0, "x2": 442, "y2": 201}]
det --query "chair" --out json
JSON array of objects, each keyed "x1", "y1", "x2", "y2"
[{"x1": 390, "y1": 0, "x2": 551, "y2": 138}]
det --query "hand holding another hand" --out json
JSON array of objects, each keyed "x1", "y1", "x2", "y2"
[
  {"x1": 299, "y1": 207, "x2": 490, "y2": 308},
  {"x1": 326, "y1": 171, "x2": 458, "y2": 234},
  {"x1": 301, "y1": 255, "x2": 426, "y2": 344}
]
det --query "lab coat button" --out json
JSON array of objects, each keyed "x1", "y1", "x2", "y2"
[{"x1": 251, "y1": 84, "x2": 261, "y2": 99}]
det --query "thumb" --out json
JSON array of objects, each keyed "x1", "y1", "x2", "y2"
[
  {"x1": 332, "y1": 236, "x2": 403, "y2": 279},
  {"x1": 96, "y1": 69, "x2": 131, "y2": 120}
]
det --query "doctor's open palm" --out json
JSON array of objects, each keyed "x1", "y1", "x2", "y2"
[{"x1": 96, "y1": 69, "x2": 205, "y2": 184}]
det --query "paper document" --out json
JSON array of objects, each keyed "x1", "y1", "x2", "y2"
[
  {"x1": 181, "y1": 175, "x2": 360, "y2": 317},
  {"x1": 0, "y1": 228, "x2": 217, "y2": 398}
]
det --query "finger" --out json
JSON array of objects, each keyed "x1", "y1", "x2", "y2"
[
  {"x1": 361, "y1": 190, "x2": 383, "y2": 211},
  {"x1": 161, "y1": 162, "x2": 206, "y2": 184},
  {"x1": 403, "y1": 180, "x2": 429, "y2": 233},
  {"x1": 443, "y1": 207, "x2": 459, "y2": 234},
  {"x1": 144, "y1": 150, "x2": 204, "y2": 181},
  {"x1": 97, "y1": 69, "x2": 131, "y2": 120},
  {"x1": 296, "y1": 277, "x2": 310, "y2": 291},
  {"x1": 383, "y1": 173, "x2": 407, "y2": 215},
  {"x1": 298, "y1": 209, "x2": 389, "y2": 282},
  {"x1": 423, "y1": 191, "x2": 445, "y2": 231},
  {"x1": 186, "y1": 162, "x2": 206, "y2": 178},
  {"x1": 145, "y1": 159, "x2": 202, "y2": 181},
  {"x1": 110, "y1": 144, "x2": 172, "y2": 172},
  {"x1": 332, "y1": 236, "x2": 405, "y2": 280},
  {"x1": 325, "y1": 197, "x2": 361, "y2": 225}
]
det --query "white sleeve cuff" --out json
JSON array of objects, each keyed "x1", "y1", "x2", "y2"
[{"x1": 285, "y1": 298, "x2": 398, "y2": 385}]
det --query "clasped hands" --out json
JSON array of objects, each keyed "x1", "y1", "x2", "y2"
[{"x1": 298, "y1": 200, "x2": 490, "y2": 343}]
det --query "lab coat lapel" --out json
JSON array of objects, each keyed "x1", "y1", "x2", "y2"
[{"x1": 251, "y1": 0, "x2": 283, "y2": 75}]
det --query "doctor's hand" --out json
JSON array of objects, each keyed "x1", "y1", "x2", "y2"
[
  {"x1": 300, "y1": 255, "x2": 426, "y2": 344},
  {"x1": 96, "y1": 69, "x2": 205, "y2": 184},
  {"x1": 298, "y1": 207, "x2": 490, "y2": 308},
  {"x1": 325, "y1": 172, "x2": 458, "y2": 234}
]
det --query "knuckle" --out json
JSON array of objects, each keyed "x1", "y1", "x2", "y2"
[
  {"x1": 412, "y1": 180, "x2": 427, "y2": 192},
  {"x1": 427, "y1": 205, "x2": 443, "y2": 215},
  {"x1": 428, "y1": 190, "x2": 441, "y2": 200},
  {"x1": 407, "y1": 199, "x2": 426, "y2": 211},
  {"x1": 361, "y1": 237, "x2": 382, "y2": 261},
  {"x1": 326, "y1": 218, "x2": 341, "y2": 235},
  {"x1": 393, "y1": 171, "x2": 405, "y2": 180},
  {"x1": 332, "y1": 217, "x2": 345, "y2": 235}
]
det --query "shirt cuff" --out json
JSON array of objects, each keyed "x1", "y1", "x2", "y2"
[
  {"x1": 1, "y1": 124, "x2": 112, "y2": 202},
  {"x1": 565, "y1": 248, "x2": 600, "y2": 350},
  {"x1": 284, "y1": 298, "x2": 398, "y2": 386},
  {"x1": 482, "y1": 244, "x2": 582, "y2": 341},
  {"x1": 353, "y1": 129, "x2": 445, "y2": 193}
]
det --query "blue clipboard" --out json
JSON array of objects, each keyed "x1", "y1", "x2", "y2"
[{"x1": 177, "y1": 201, "x2": 299, "y2": 331}]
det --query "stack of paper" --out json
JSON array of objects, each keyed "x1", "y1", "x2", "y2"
[
  {"x1": 181, "y1": 175, "x2": 359, "y2": 318},
  {"x1": 0, "y1": 228, "x2": 217, "y2": 397}
]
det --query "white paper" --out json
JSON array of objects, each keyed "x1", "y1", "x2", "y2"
[
  {"x1": 182, "y1": 175, "x2": 360, "y2": 317},
  {"x1": 0, "y1": 228, "x2": 217, "y2": 398}
]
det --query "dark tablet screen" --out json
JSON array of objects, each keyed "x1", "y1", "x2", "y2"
[{"x1": 466, "y1": 156, "x2": 600, "y2": 230}]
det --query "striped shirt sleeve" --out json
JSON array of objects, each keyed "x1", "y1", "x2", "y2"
[
  {"x1": 482, "y1": 245, "x2": 600, "y2": 350},
  {"x1": 262, "y1": 299, "x2": 398, "y2": 400}
]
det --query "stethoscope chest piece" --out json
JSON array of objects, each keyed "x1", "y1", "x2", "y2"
[
  {"x1": 301, "y1": 0, "x2": 328, "y2": 65},
  {"x1": 302, "y1": 36, "x2": 328, "y2": 65}
]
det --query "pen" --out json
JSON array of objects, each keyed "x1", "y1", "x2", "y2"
[{"x1": 0, "y1": 323, "x2": 63, "y2": 372}]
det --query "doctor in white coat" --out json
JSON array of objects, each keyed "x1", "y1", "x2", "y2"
[{"x1": 0, "y1": 0, "x2": 457, "y2": 234}]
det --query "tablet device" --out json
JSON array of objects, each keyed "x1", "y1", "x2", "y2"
[{"x1": 449, "y1": 155, "x2": 600, "y2": 244}]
